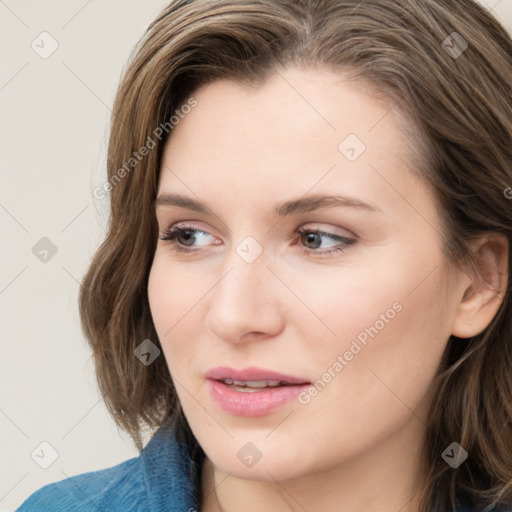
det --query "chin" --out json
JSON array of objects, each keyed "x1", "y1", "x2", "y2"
[{"x1": 197, "y1": 432, "x2": 315, "y2": 481}]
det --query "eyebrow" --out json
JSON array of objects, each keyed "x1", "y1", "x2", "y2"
[{"x1": 154, "y1": 193, "x2": 381, "y2": 217}]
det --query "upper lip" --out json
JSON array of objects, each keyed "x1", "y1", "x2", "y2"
[{"x1": 206, "y1": 366, "x2": 310, "y2": 385}]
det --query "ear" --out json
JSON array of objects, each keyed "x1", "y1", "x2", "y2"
[{"x1": 451, "y1": 235, "x2": 509, "y2": 338}]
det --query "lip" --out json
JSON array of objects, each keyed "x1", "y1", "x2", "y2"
[
  {"x1": 206, "y1": 366, "x2": 310, "y2": 385},
  {"x1": 206, "y1": 366, "x2": 311, "y2": 416}
]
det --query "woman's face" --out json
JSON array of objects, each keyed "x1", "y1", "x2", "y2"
[{"x1": 148, "y1": 68, "x2": 466, "y2": 480}]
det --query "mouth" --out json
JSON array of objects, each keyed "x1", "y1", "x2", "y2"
[
  {"x1": 206, "y1": 366, "x2": 312, "y2": 416},
  {"x1": 206, "y1": 365, "x2": 310, "y2": 385},
  {"x1": 217, "y1": 378, "x2": 308, "y2": 392}
]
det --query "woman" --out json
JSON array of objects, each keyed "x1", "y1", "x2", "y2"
[{"x1": 18, "y1": 0, "x2": 512, "y2": 511}]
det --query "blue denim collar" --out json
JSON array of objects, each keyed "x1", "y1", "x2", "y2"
[{"x1": 140, "y1": 420, "x2": 202, "y2": 512}]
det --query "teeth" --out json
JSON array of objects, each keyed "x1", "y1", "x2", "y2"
[
  {"x1": 245, "y1": 380, "x2": 281, "y2": 388},
  {"x1": 222, "y1": 379, "x2": 284, "y2": 388},
  {"x1": 232, "y1": 387, "x2": 264, "y2": 393}
]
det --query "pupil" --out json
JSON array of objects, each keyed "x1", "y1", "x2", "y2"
[
  {"x1": 303, "y1": 233, "x2": 320, "y2": 249},
  {"x1": 179, "y1": 230, "x2": 195, "y2": 246}
]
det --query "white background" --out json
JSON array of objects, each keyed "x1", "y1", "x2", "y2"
[{"x1": 1, "y1": 0, "x2": 511, "y2": 510}]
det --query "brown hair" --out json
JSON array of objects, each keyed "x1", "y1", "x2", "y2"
[{"x1": 79, "y1": 1, "x2": 512, "y2": 510}]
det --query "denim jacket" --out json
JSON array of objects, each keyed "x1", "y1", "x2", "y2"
[{"x1": 17, "y1": 421, "x2": 201, "y2": 511}]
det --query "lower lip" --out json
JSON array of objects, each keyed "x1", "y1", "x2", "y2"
[{"x1": 208, "y1": 379, "x2": 311, "y2": 416}]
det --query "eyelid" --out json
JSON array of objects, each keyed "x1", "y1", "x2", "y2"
[{"x1": 298, "y1": 222, "x2": 357, "y2": 239}]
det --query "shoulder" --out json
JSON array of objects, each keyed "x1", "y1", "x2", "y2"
[
  {"x1": 16, "y1": 456, "x2": 147, "y2": 512},
  {"x1": 17, "y1": 421, "x2": 202, "y2": 512}
]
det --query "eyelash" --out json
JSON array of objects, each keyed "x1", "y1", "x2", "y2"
[{"x1": 158, "y1": 224, "x2": 356, "y2": 257}]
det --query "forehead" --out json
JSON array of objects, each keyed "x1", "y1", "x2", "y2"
[{"x1": 158, "y1": 68, "x2": 423, "y2": 220}]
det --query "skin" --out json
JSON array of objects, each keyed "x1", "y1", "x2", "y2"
[{"x1": 147, "y1": 67, "x2": 508, "y2": 512}]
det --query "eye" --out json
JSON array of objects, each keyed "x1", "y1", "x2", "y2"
[
  {"x1": 158, "y1": 223, "x2": 356, "y2": 257},
  {"x1": 158, "y1": 224, "x2": 217, "y2": 253},
  {"x1": 295, "y1": 227, "x2": 356, "y2": 257}
]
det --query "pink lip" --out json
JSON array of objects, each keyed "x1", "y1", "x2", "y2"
[{"x1": 206, "y1": 366, "x2": 311, "y2": 416}]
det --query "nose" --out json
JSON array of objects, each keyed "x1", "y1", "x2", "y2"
[{"x1": 204, "y1": 244, "x2": 285, "y2": 344}]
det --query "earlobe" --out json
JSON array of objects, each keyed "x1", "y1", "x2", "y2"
[{"x1": 451, "y1": 235, "x2": 509, "y2": 339}]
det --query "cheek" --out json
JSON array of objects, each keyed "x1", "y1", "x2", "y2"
[
  {"x1": 148, "y1": 253, "x2": 199, "y2": 333},
  {"x1": 147, "y1": 255, "x2": 211, "y2": 372},
  {"x1": 299, "y1": 257, "x2": 452, "y2": 429}
]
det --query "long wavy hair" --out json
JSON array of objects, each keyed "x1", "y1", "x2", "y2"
[{"x1": 79, "y1": 1, "x2": 512, "y2": 510}]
